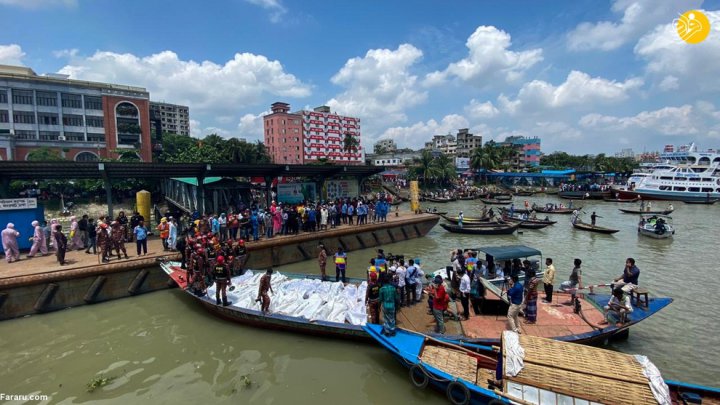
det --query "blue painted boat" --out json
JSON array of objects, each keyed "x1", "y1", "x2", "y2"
[{"x1": 364, "y1": 325, "x2": 720, "y2": 405}]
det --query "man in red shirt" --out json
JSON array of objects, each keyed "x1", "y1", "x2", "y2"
[{"x1": 431, "y1": 275, "x2": 449, "y2": 334}]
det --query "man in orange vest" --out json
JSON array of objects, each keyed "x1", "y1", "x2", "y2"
[{"x1": 157, "y1": 217, "x2": 170, "y2": 250}]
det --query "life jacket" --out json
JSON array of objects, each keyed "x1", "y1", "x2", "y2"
[{"x1": 335, "y1": 253, "x2": 346, "y2": 266}]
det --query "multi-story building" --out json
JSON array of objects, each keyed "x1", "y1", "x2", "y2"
[
  {"x1": 498, "y1": 136, "x2": 542, "y2": 169},
  {"x1": 0, "y1": 64, "x2": 152, "y2": 161},
  {"x1": 374, "y1": 139, "x2": 397, "y2": 153},
  {"x1": 149, "y1": 101, "x2": 190, "y2": 136},
  {"x1": 263, "y1": 102, "x2": 363, "y2": 165},
  {"x1": 455, "y1": 128, "x2": 482, "y2": 158},
  {"x1": 367, "y1": 150, "x2": 421, "y2": 167},
  {"x1": 425, "y1": 134, "x2": 457, "y2": 156},
  {"x1": 615, "y1": 148, "x2": 634, "y2": 158}
]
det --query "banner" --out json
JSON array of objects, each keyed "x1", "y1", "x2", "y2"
[
  {"x1": 0, "y1": 198, "x2": 37, "y2": 211},
  {"x1": 325, "y1": 179, "x2": 359, "y2": 200},
  {"x1": 410, "y1": 181, "x2": 420, "y2": 213},
  {"x1": 455, "y1": 157, "x2": 470, "y2": 170},
  {"x1": 277, "y1": 183, "x2": 317, "y2": 204}
]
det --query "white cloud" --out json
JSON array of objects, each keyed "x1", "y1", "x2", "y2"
[
  {"x1": 658, "y1": 75, "x2": 679, "y2": 91},
  {"x1": 243, "y1": 0, "x2": 286, "y2": 23},
  {"x1": 579, "y1": 105, "x2": 700, "y2": 135},
  {"x1": 567, "y1": 0, "x2": 703, "y2": 51},
  {"x1": 189, "y1": 119, "x2": 202, "y2": 137},
  {"x1": 635, "y1": 10, "x2": 720, "y2": 91},
  {"x1": 0, "y1": 0, "x2": 77, "y2": 8},
  {"x1": 0, "y1": 44, "x2": 25, "y2": 65},
  {"x1": 58, "y1": 49, "x2": 311, "y2": 116},
  {"x1": 236, "y1": 111, "x2": 269, "y2": 141},
  {"x1": 424, "y1": 26, "x2": 542, "y2": 86},
  {"x1": 376, "y1": 114, "x2": 469, "y2": 149},
  {"x1": 500, "y1": 70, "x2": 643, "y2": 114},
  {"x1": 327, "y1": 44, "x2": 427, "y2": 128},
  {"x1": 52, "y1": 48, "x2": 78, "y2": 58},
  {"x1": 465, "y1": 99, "x2": 499, "y2": 119}
]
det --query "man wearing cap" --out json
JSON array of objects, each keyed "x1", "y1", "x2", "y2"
[
  {"x1": 2, "y1": 223, "x2": 21, "y2": 263},
  {"x1": 28, "y1": 220, "x2": 48, "y2": 258},
  {"x1": 365, "y1": 272, "x2": 381, "y2": 324},
  {"x1": 157, "y1": 217, "x2": 170, "y2": 251},
  {"x1": 213, "y1": 256, "x2": 232, "y2": 306}
]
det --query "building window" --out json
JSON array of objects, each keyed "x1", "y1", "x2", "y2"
[
  {"x1": 293, "y1": 119, "x2": 300, "y2": 124},
  {"x1": 63, "y1": 114, "x2": 84, "y2": 127},
  {"x1": 0, "y1": 110, "x2": 7, "y2": 123},
  {"x1": 281, "y1": 119, "x2": 285, "y2": 125},
  {"x1": 38, "y1": 113, "x2": 59, "y2": 125},
  {"x1": 12, "y1": 89, "x2": 33, "y2": 105},
  {"x1": 75, "y1": 152, "x2": 99, "y2": 162},
  {"x1": 294, "y1": 128, "x2": 299, "y2": 133},
  {"x1": 87, "y1": 133, "x2": 105, "y2": 142},
  {"x1": 13, "y1": 111, "x2": 35, "y2": 124},
  {"x1": 64, "y1": 132, "x2": 85, "y2": 141},
  {"x1": 84, "y1": 96, "x2": 102, "y2": 110},
  {"x1": 36, "y1": 91, "x2": 57, "y2": 107},
  {"x1": 0, "y1": 92, "x2": 7, "y2": 103},
  {"x1": 15, "y1": 130, "x2": 36, "y2": 139},
  {"x1": 86, "y1": 116, "x2": 104, "y2": 128},
  {"x1": 61, "y1": 93, "x2": 82, "y2": 108},
  {"x1": 39, "y1": 131, "x2": 60, "y2": 141}
]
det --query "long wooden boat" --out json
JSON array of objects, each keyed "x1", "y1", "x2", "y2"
[
  {"x1": 364, "y1": 326, "x2": 720, "y2": 405},
  {"x1": 619, "y1": 207, "x2": 674, "y2": 215},
  {"x1": 501, "y1": 214, "x2": 556, "y2": 225},
  {"x1": 532, "y1": 206, "x2": 580, "y2": 214},
  {"x1": 458, "y1": 195, "x2": 477, "y2": 200},
  {"x1": 573, "y1": 222, "x2": 620, "y2": 234},
  {"x1": 684, "y1": 198, "x2": 719, "y2": 205},
  {"x1": 499, "y1": 207, "x2": 532, "y2": 215},
  {"x1": 424, "y1": 196, "x2": 455, "y2": 203},
  {"x1": 513, "y1": 190, "x2": 535, "y2": 196},
  {"x1": 479, "y1": 198, "x2": 512, "y2": 205},
  {"x1": 441, "y1": 214, "x2": 492, "y2": 224},
  {"x1": 603, "y1": 197, "x2": 640, "y2": 203},
  {"x1": 501, "y1": 217, "x2": 551, "y2": 229},
  {"x1": 558, "y1": 190, "x2": 612, "y2": 200},
  {"x1": 428, "y1": 211, "x2": 448, "y2": 215},
  {"x1": 160, "y1": 260, "x2": 673, "y2": 347},
  {"x1": 440, "y1": 222, "x2": 519, "y2": 235}
]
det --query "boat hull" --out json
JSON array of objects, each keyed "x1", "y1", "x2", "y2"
[
  {"x1": 619, "y1": 208, "x2": 674, "y2": 215},
  {"x1": 558, "y1": 191, "x2": 611, "y2": 200},
  {"x1": 440, "y1": 223, "x2": 519, "y2": 235},
  {"x1": 573, "y1": 223, "x2": 619, "y2": 234},
  {"x1": 638, "y1": 228, "x2": 674, "y2": 239},
  {"x1": 616, "y1": 188, "x2": 720, "y2": 202}
]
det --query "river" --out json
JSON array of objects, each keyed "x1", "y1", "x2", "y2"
[{"x1": 0, "y1": 197, "x2": 718, "y2": 404}]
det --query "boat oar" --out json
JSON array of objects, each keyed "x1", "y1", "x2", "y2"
[{"x1": 418, "y1": 333, "x2": 496, "y2": 362}]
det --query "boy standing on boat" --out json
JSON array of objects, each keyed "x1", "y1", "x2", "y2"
[{"x1": 379, "y1": 274, "x2": 397, "y2": 336}]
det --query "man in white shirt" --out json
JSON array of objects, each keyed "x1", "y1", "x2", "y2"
[
  {"x1": 458, "y1": 269, "x2": 471, "y2": 320},
  {"x1": 601, "y1": 288, "x2": 633, "y2": 326},
  {"x1": 395, "y1": 260, "x2": 407, "y2": 307}
]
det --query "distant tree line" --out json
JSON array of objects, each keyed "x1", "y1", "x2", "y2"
[{"x1": 540, "y1": 152, "x2": 638, "y2": 173}]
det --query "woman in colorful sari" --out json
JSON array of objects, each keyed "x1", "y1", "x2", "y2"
[{"x1": 524, "y1": 269, "x2": 540, "y2": 324}]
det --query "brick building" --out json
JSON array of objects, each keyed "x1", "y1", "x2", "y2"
[
  {"x1": 263, "y1": 102, "x2": 363, "y2": 165},
  {"x1": 0, "y1": 64, "x2": 152, "y2": 162}
]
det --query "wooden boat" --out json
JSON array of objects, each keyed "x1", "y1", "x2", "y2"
[
  {"x1": 513, "y1": 190, "x2": 535, "y2": 196},
  {"x1": 364, "y1": 326, "x2": 720, "y2": 405},
  {"x1": 479, "y1": 198, "x2": 512, "y2": 205},
  {"x1": 619, "y1": 207, "x2": 674, "y2": 215},
  {"x1": 499, "y1": 207, "x2": 532, "y2": 215},
  {"x1": 440, "y1": 222, "x2": 519, "y2": 235},
  {"x1": 501, "y1": 214, "x2": 556, "y2": 225},
  {"x1": 572, "y1": 222, "x2": 619, "y2": 234},
  {"x1": 440, "y1": 214, "x2": 492, "y2": 224},
  {"x1": 603, "y1": 197, "x2": 640, "y2": 203},
  {"x1": 428, "y1": 211, "x2": 448, "y2": 215},
  {"x1": 491, "y1": 194, "x2": 513, "y2": 200},
  {"x1": 424, "y1": 196, "x2": 455, "y2": 203},
  {"x1": 532, "y1": 205, "x2": 581, "y2": 214},
  {"x1": 684, "y1": 198, "x2": 719, "y2": 205},
  {"x1": 558, "y1": 190, "x2": 612, "y2": 200},
  {"x1": 160, "y1": 258, "x2": 673, "y2": 347},
  {"x1": 501, "y1": 216, "x2": 551, "y2": 229},
  {"x1": 638, "y1": 214, "x2": 675, "y2": 239}
]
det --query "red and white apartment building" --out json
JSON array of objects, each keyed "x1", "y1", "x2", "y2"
[{"x1": 263, "y1": 102, "x2": 363, "y2": 165}]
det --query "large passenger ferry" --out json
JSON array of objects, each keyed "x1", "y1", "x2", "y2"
[{"x1": 617, "y1": 143, "x2": 720, "y2": 202}]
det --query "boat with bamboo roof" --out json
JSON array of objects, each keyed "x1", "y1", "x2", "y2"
[{"x1": 364, "y1": 327, "x2": 720, "y2": 405}]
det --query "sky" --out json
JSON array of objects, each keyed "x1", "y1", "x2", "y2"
[{"x1": 1, "y1": 0, "x2": 719, "y2": 155}]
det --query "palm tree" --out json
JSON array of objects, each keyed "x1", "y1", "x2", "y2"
[
  {"x1": 470, "y1": 143, "x2": 501, "y2": 183},
  {"x1": 410, "y1": 150, "x2": 439, "y2": 187},
  {"x1": 432, "y1": 153, "x2": 457, "y2": 186}
]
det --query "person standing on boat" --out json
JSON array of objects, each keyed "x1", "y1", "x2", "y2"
[
  {"x1": 523, "y1": 269, "x2": 539, "y2": 324},
  {"x1": 613, "y1": 258, "x2": 640, "y2": 292},
  {"x1": 317, "y1": 243, "x2": 328, "y2": 281},
  {"x1": 334, "y1": 247, "x2": 347, "y2": 283},
  {"x1": 256, "y1": 268, "x2": 274, "y2": 313},
  {"x1": 405, "y1": 259, "x2": 419, "y2": 305},
  {"x1": 542, "y1": 258, "x2": 556, "y2": 303},
  {"x1": 365, "y1": 272, "x2": 381, "y2": 324},
  {"x1": 560, "y1": 259, "x2": 583, "y2": 304},
  {"x1": 458, "y1": 268, "x2": 471, "y2": 320},
  {"x1": 394, "y1": 259, "x2": 407, "y2": 307},
  {"x1": 506, "y1": 275, "x2": 524, "y2": 333},
  {"x1": 458, "y1": 211, "x2": 464, "y2": 228},
  {"x1": 378, "y1": 273, "x2": 397, "y2": 336},
  {"x1": 213, "y1": 256, "x2": 233, "y2": 306},
  {"x1": 591, "y1": 212, "x2": 600, "y2": 226},
  {"x1": 431, "y1": 275, "x2": 449, "y2": 334}
]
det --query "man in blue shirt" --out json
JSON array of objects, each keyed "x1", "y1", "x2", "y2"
[
  {"x1": 506, "y1": 275, "x2": 524, "y2": 333},
  {"x1": 614, "y1": 257, "x2": 640, "y2": 290}
]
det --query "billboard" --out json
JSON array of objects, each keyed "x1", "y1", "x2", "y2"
[
  {"x1": 277, "y1": 183, "x2": 317, "y2": 204},
  {"x1": 325, "y1": 179, "x2": 359, "y2": 200},
  {"x1": 455, "y1": 157, "x2": 470, "y2": 170}
]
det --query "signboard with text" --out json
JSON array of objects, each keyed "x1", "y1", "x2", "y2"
[
  {"x1": 277, "y1": 183, "x2": 317, "y2": 204},
  {"x1": 325, "y1": 179, "x2": 359, "y2": 200},
  {"x1": 0, "y1": 198, "x2": 38, "y2": 211}
]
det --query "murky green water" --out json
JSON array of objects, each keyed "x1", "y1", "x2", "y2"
[{"x1": 1, "y1": 197, "x2": 718, "y2": 404}]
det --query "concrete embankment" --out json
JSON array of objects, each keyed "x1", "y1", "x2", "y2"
[{"x1": 0, "y1": 213, "x2": 438, "y2": 320}]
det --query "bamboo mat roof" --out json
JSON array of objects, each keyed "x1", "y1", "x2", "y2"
[{"x1": 505, "y1": 334, "x2": 658, "y2": 404}]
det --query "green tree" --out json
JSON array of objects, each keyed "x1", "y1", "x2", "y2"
[
  {"x1": 167, "y1": 144, "x2": 224, "y2": 163},
  {"x1": 342, "y1": 131, "x2": 359, "y2": 153},
  {"x1": 432, "y1": 153, "x2": 457, "y2": 186},
  {"x1": 27, "y1": 147, "x2": 65, "y2": 161},
  {"x1": 408, "y1": 150, "x2": 439, "y2": 187}
]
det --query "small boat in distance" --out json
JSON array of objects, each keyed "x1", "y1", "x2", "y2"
[
  {"x1": 479, "y1": 198, "x2": 512, "y2": 205},
  {"x1": 572, "y1": 222, "x2": 620, "y2": 234},
  {"x1": 440, "y1": 222, "x2": 520, "y2": 235},
  {"x1": 604, "y1": 197, "x2": 640, "y2": 203},
  {"x1": 532, "y1": 204, "x2": 580, "y2": 214},
  {"x1": 684, "y1": 198, "x2": 719, "y2": 205},
  {"x1": 619, "y1": 207, "x2": 674, "y2": 215},
  {"x1": 558, "y1": 190, "x2": 612, "y2": 200},
  {"x1": 363, "y1": 326, "x2": 720, "y2": 405}
]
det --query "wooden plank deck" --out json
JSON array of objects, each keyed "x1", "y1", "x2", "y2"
[{"x1": 396, "y1": 293, "x2": 464, "y2": 336}]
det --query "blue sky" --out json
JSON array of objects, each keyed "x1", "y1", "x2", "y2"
[{"x1": 1, "y1": 0, "x2": 719, "y2": 154}]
